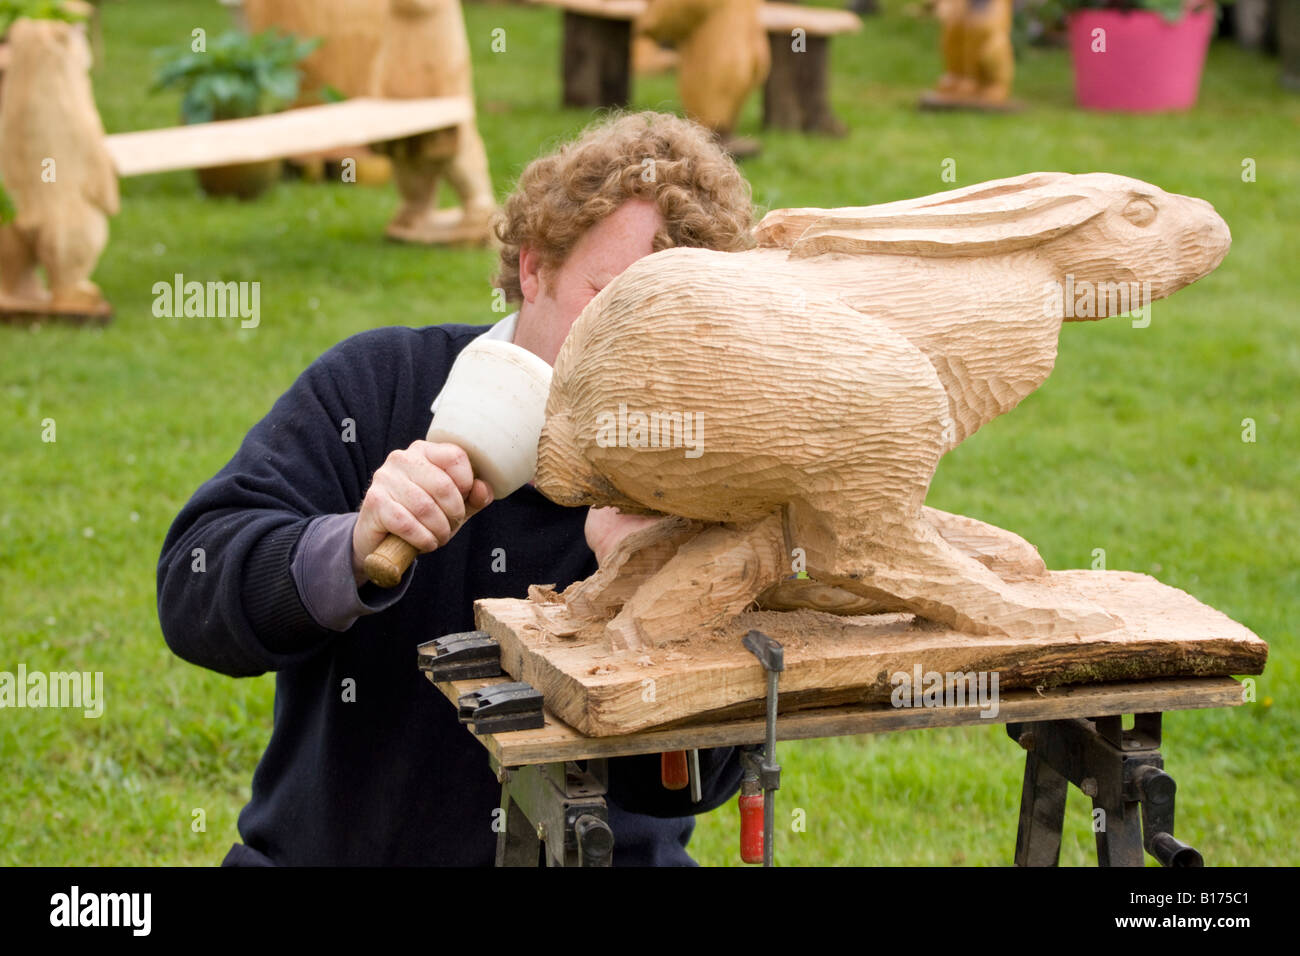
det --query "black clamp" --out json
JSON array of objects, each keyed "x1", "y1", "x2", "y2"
[
  {"x1": 458, "y1": 682, "x2": 545, "y2": 734},
  {"x1": 418, "y1": 631, "x2": 503, "y2": 682}
]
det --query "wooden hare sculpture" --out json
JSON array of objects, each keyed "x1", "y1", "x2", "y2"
[
  {"x1": 0, "y1": 17, "x2": 119, "y2": 317},
  {"x1": 533, "y1": 172, "x2": 1232, "y2": 650},
  {"x1": 924, "y1": 0, "x2": 1015, "y2": 108}
]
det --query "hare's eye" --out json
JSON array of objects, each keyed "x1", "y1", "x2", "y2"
[{"x1": 1123, "y1": 199, "x2": 1157, "y2": 228}]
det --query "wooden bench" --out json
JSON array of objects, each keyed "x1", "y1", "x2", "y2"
[
  {"x1": 1, "y1": 97, "x2": 471, "y2": 325},
  {"x1": 104, "y1": 96, "x2": 472, "y2": 177},
  {"x1": 527, "y1": 0, "x2": 862, "y2": 134}
]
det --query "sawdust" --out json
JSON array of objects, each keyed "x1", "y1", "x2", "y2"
[{"x1": 527, "y1": 584, "x2": 564, "y2": 604}]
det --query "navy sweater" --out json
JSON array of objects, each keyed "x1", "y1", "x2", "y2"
[{"x1": 156, "y1": 323, "x2": 743, "y2": 866}]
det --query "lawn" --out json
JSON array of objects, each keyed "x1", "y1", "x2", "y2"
[{"x1": 1, "y1": 0, "x2": 1296, "y2": 866}]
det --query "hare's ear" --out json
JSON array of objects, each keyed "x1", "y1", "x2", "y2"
[{"x1": 757, "y1": 172, "x2": 1105, "y2": 259}]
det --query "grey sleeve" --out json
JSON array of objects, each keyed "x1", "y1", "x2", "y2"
[{"x1": 291, "y1": 513, "x2": 414, "y2": 632}]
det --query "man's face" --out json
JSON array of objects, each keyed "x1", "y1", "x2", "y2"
[{"x1": 514, "y1": 199, "x2": 664, "y2": 366}]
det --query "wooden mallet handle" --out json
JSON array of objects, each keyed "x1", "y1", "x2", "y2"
[{"x1": 364, "y1": 534, "x2": 419, "y2": 588}]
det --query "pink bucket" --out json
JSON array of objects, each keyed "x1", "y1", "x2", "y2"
[{"x1": 1068, "y1": 8, "x2": 1215, "y2": 111}]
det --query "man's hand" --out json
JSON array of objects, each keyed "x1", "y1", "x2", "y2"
[
  {"x1": 584, "y1": 506, "x2": 662, "y2": 565},
  {"x1": 352, "y1": 442, "x2": 493, "y2": 586}
]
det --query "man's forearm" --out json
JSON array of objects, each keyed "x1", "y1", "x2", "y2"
[{"x1": 292, "y1": 513, "x2": 413, "y2": 631}]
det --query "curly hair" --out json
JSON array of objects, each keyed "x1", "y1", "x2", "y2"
[{"x1": 493, "y1": 111, "x2": 755, "y2": 303}]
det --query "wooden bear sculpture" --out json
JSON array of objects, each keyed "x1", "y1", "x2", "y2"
[
  {"x1": 534, "y1": 172, "x2": 1232, "y2": 650},
  {"x1": 923, "y1": 0, "x2": 1015, "y2": 108},
  {"x1": 370, "y1": 0, "x2": 496, "y2": 244},
  {"x1": 0, "y1": 17, "x2": 118, "y2": 317},
  {"x1": 245, "y1": 0, "x2": 496, "y2": 242},
  {"x1": 244, "y1": 0, "x2": 387, "y2": 104},
  {"x1": 638, "y1": 0, "x2": 769, "y2": 154}
]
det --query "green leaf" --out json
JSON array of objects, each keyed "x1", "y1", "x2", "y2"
[
  {"x1": 151, "y1": 27, "x2": 318, "y2": 122},
  {"x1": 0, "y1": 179, "x2": 14, "y2": 225}
]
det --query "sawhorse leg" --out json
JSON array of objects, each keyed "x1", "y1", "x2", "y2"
[
  {"x1": 1014, "y1": 750, "x2": 1068, "y2": 866},
  {"x1": 1009, "y1": 714, "x2": 1203, "y2": 868},
  {"x1": 493, "y1": 758, "x2": 615, "y2": 867}
]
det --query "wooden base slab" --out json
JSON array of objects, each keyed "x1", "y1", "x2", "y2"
[
  {"x1": 385, "y1": 208, "x2": 497, "y2": 246},
  {"x1": 474, "y1": 570, "x2": 1267, "y2": 736},
  {"x1": 919, "y1": 91, "x2": 1025, "y2": 113},
  {"x1": 0, "y1": 295, "x2": 112, "y2": 326}
]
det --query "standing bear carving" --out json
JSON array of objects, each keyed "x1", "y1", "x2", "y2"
[
  {"x1": 0, "y1": 18, "x2": 118, "y2": 315},
  {"x1": 369, "y1": 0, "x2": 497, "y2": 245},
  {"x1": 245, "y1": 0, "x2": 496, "y2": 244},
  {"x1": 534, "y1": 172, "x2": 1232, "y2": 650}
]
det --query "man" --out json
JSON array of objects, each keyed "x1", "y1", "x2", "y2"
[{"x1": 156, "y1": 111, "x2": 757, "y2": 866}]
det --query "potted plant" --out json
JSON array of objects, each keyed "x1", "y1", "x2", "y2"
[
  {"x1": 1031, "y1": 0, "x2": 1218, "y2": 110},
  {"x1": 153, "y1": 29, "x2": 318, "y2": 199}
]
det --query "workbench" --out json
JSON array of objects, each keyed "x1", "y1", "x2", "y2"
[{"x1": 424, "y1": 658, "x2": 1249, "y2": 867}]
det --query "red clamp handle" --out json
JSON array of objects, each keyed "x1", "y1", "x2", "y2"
[
  {"x1": 739, "y1": 793, "x2": 765, "y2": 864},
  {"x1": 660, "y1": 750, "x2": 690, "y2": 790}
]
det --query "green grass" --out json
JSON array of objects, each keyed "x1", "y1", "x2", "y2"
[{"x1": 1, "y1": 0, "x2": 1296, "y2": 866}]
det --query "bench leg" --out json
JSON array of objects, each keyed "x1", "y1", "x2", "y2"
[
  {"x1": 562, "y1": 13, "x2": 631, "y2": 109},
  {"x1": 763, "y1": 34, "x2": 846, "y2": 135}
]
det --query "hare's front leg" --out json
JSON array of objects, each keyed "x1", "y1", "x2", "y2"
[
  {"x1": 561, "y1": 516, "x2": 702, "y2": 622},
  {"x1": 605, "y1": 513, "x2": 787, "y2": 651}
]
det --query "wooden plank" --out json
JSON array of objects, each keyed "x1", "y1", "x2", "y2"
[
  {"x1": 430, "y1": 675, "x2": 1246, "y2": 766},
  {"x1": 526, "y1": 0, "x2": 860, "y2": 36},
  {"x1": 475, "y1": 570, "x2": 1266, "y2": 735},
  {"x1": 104, "y1": 96, "x2": 472, "y2": 177},
  {"x1": 761, "y1": 2, "x2": 861, "y2": 35},
  {"x1": 528, "y1": 0, "x2": 646, "y2": 20}
]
